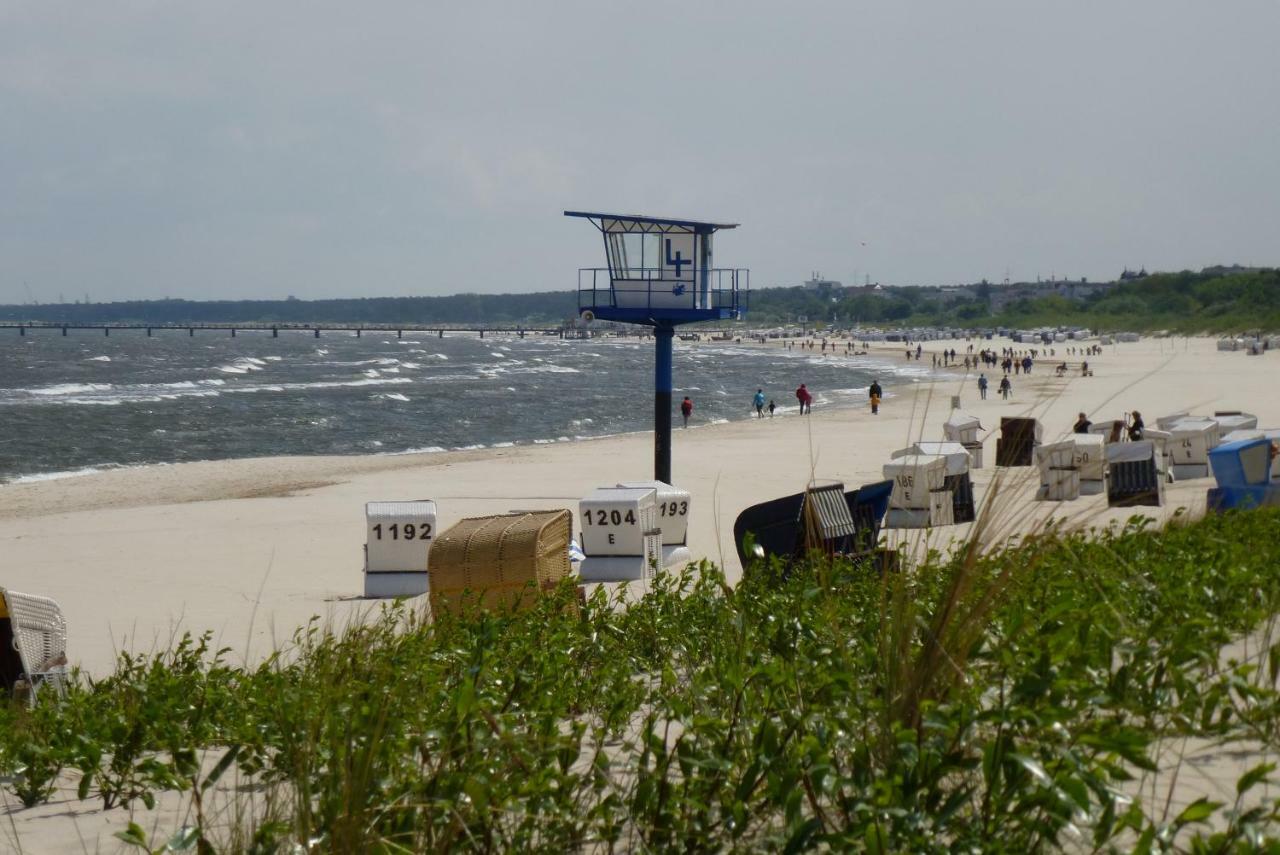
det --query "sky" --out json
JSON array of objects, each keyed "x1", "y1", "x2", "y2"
[{"x1": 2, "y1": 1, "x2": 1278, "y2": 304}]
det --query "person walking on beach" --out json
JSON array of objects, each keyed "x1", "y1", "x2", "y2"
[
  {"x1": 978, "y1": 373, "x2": 988, "y2": 399},
  {"x1": 753, "y1": 388, "x2": 766, "y2": 418},
  {"x1": 868, "y1": 380, "x2": 883, "y2": 415},
  {"x1": 768, "y1": 399, "x2": 776, "y2": 417},
  {"x1": 795, "y1": 383, "x2": 812, "y2": 414},
  {"x1": 680, "y1": 396, "x2": 693, "y2": 427},
  {"x1": 999, "y1": 376, "x2": 1012, "y2": 400},
  {"x1": 1073, "y1": 412, "x2": 1092, "y2": 434}
]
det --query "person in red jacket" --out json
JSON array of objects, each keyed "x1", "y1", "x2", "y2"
[
  {"x1": 680, "y1": 396, "x2": 693, "y2": 427},
  {"x1": 795, "y1": 383, "x2": 812, "y2": 415}
]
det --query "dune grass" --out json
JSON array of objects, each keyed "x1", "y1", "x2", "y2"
[{"x1": 5, "y1": 509, "x2": 1280, "y2": 851}]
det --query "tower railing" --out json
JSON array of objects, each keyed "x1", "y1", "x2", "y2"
[{"x1": 577, "y1": 268, "x2": 749, "y2": 318}]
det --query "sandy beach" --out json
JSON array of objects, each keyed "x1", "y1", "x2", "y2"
[{"x1": 1, "y1": 335, "x2": 1271, "y2": 678}]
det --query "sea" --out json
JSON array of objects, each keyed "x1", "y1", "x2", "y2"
[{"x1": 0, "y1": 329, "x2": 934, "y2": 484}]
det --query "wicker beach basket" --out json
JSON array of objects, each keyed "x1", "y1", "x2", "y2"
[{"x1": 428, "y1": 510, "x2": 573, "y2": 615}]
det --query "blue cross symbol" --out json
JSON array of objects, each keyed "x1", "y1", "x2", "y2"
[{"x1": 665, "y1": 238, "x2": 689, "y2": 278}]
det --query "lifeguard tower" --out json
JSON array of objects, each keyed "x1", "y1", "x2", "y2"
[{"x1": 565, "y1": 211, "x2": 748, "y2": 482}]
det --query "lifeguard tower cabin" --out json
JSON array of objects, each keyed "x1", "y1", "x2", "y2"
[{"x1": 565, "y1": 211, "x2": 748, "y2": 482}]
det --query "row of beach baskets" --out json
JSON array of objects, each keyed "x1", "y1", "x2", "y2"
[{"x1": 363, "y1": 480, "x2": 695, "y2": 612}]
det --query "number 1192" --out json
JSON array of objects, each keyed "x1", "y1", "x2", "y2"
[{"x1": 372, "y1": 522, "x2": 432, "y2": 541}]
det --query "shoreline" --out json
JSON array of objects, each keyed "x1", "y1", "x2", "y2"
[
  {"x1": 0, "y1": 335, "x2": 929, "y2": 488},
  {"x1": 1, "y1": 334, "x2": 1274, "y2": 678}
]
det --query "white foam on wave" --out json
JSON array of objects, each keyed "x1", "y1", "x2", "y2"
[
  {"x1": 217, "y1": 358, "x2": 267, "y2": 375},
  {"x1": 377, "y1": 392, "x2": 411, "y2": 402},
  {"x1": 5, "y1": 464, "x2": 132, "y2": 485},
  {"x1": 29, "y1": 383, "x2": 114, "y2": 396},
  {"x1": 396, "y1": 446, "x2": 447, "y2": 455},
  {"x1": 87, "y1": 355, "x2": 112, "y2": 362},
  {"x1": 492, "y1": 441, "x2": 515, "y2": 448}
]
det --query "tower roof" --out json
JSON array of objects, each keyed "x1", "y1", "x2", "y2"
[{"x1": 564, "y1": 211, "x2": 738, "y2": 234}]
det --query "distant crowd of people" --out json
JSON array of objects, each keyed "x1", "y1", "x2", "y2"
[{"x1": 675, "y1": 333, "x2": 1111, "y2": 427}]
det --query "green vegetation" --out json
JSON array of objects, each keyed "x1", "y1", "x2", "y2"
[
  {"x1": 991, "y1": 269, "x2": 1280, "y2": 334},
  {"x1": 743, "y1": 268, "x2": 1280, "y2": 333},
  {"x1": 0, "y1": 292, "x2": 580, "y2": 326},
  {"x1": 7, "y1": 510, "x2": 1280, "y2": 851},
  {"x1": 3, "y1": 268, "x2": 1275, "y2": 333}
]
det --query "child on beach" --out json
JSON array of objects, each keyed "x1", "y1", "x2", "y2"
[
  {"x1": 680, "y1": 396, "x2": 693, "y2": 427},
  {"x1": 768, "y1": 400, "x2": 776, "y2": 417},
  {"x1": 868, "y1": 380, "x2": 883, "y2": 415}
]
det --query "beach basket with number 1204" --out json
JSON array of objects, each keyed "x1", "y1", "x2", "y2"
[{"x1": 427, "y1": 510, "x2": 575, "y2": 617}]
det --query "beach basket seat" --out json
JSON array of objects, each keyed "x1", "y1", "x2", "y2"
[
  {"x1": 1, "y1": 588, "x2": 68, "y2": 705},
  {"x1": 733, "y1": 480, "x2": 891, "y2": 569},
  {"x1": 996, "y1": 417, "x2": 1041, "y2": 467},
  {"x1": 427, "y1": 511, "x2": 573, "y2": 616},
  {"x1": 1106, "y1": 441, "x2": 1163, "y2": 507},
  {"x1": 801, "y1": 483, "x2": 859, "y2": 556}
]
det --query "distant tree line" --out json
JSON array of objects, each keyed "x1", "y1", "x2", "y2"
[
  {"x1": 0, "y1": 292, "x2": 580, "y2": 326},
  {"x1": 1, "y1": 268, "x2": 1275, "y2": 332}
]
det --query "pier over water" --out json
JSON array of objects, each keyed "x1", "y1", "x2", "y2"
[{"x1": 1, "y1": 322, "x2": 575, "y2": 339}]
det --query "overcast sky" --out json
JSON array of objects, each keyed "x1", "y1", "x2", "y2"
[{"x1": 2, "y1": 1, "x2": 1278, "y2": 303}]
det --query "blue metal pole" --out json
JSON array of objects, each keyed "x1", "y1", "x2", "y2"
[{"x1": 654, "y1": 323, "x2": 674, "y2": 483}]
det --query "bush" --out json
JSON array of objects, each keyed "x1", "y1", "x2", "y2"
[{"x1": 6, "y1": 510, "x2": 1280, "y2": 850}]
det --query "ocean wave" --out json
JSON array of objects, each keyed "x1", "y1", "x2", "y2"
[
  {"x1": 27, "y1": 383, "x2": 115, "y2": 396},
  {"x1": 6, "y1": 464, "x2": 119, "y2": 484},
  {"x1": 376, "y1": 392, "x2": 410, "y2": 402},
  {"x1": 86, "y1": 355, "x2": 112, "y2": 362},
  {"x1": 216, "y1": 359, "x2": 266, "y2": 374}
]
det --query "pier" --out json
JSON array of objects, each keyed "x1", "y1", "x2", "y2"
[{"x1": 0, "y1": 322, "x2": 574, "y2": 339}]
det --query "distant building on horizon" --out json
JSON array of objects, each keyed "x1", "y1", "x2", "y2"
[
  {"x1": 1200, "y1": 264, "x2": 1263, "y2": 277},
  {"x1": 803, "y1": 272, "x2": 843, "y2": 291}
]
